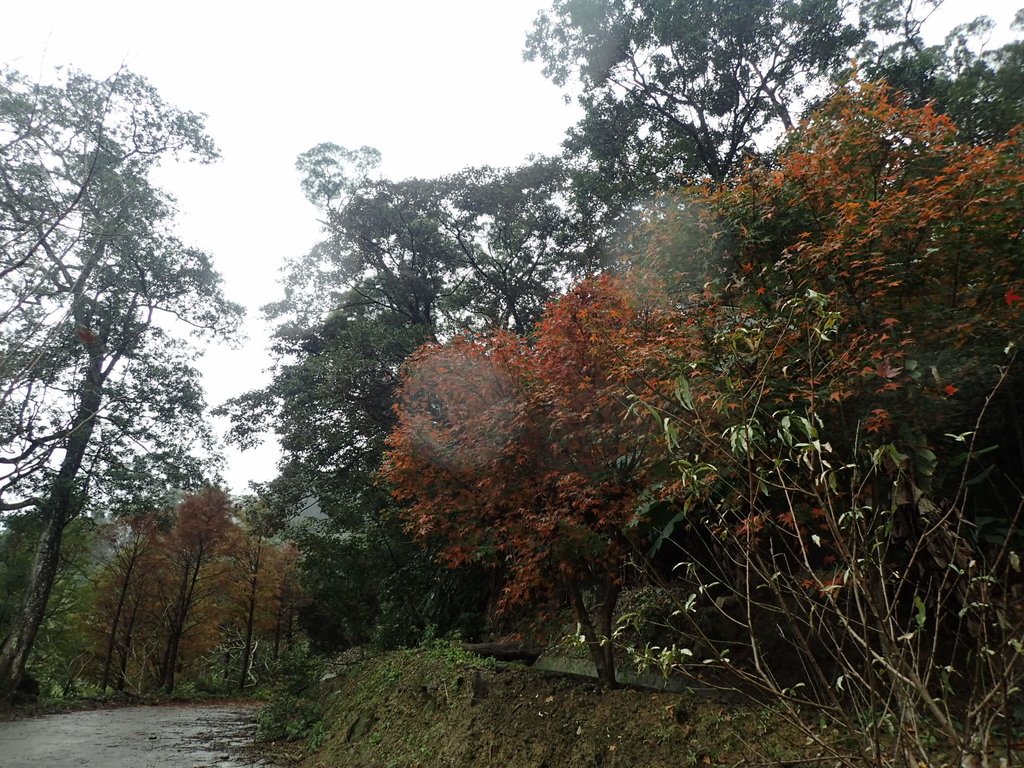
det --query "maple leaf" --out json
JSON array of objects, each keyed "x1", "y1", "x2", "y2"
[
  {"x1": 944, "y1": 384, "x2": 958, "y2": 396},
  {"x1": 776, "y1": 512, "x2": 797, "y2": 530},
  {"x1": 873, "y1": 361, "x2": 902, "y2": 379},
  {"x1": 864, "y1": 408, "x2": 891, "y2": 433},
  {"x1": 1006, "y1": 287, "x2": 1023, "y2": 307}
]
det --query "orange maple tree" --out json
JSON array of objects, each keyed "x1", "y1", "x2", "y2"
[
  {"x1": 384, "y1": 80, "x2": 1024, "y2": 691},
  {"x1": 383, "y1": 275, "x2": 682, "y2": 685},
  {"x1": 700, "y1": 81, "x2": 1024, "y2": 434}
]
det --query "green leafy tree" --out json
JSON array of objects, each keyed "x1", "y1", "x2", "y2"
[
  {"x1": 927, "y1": 13, "x2": 1024, "y2": 144},
  {"x1": 440, "y1": 160, "x2": 597, "y2": 333},
  {"x1": 524, "y1": 0, "x2": 1023, "y2": 232},
  {"x1": 525, "y1": 0, "x2": 860, "y2": 189},
  {"x1": 0, "y1": 67, "x2": 241, "y2": 701},
  {"x1": 850, "y1": 3, "x2": 1023, "y2": 143},
  {"x1": 222, "y1": 150, "x2": 596, "y2": 648}
]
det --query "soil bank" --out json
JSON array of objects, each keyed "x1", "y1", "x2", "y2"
[{"x1": 300, "y1": 647, "x2": 815, "y2": 768}]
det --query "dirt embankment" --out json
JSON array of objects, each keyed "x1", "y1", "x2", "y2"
[{"x1": 300, "y1": 647, "x2": 813, "y2": 768}]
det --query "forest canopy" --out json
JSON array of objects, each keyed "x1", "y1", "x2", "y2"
[{"x1": 3, "y1": 4, "x2": 1024, "y2": 764}]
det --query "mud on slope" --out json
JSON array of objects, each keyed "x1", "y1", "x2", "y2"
[{"x1": 301, "y1": 646, "x2": 821, "y2": 768}]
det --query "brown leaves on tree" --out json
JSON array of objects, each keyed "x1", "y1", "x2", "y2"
[
  {"x1": 690, "y1": 80, "x2": 1024, "y2": 437},
  {"x1": 87, "y1": 490, "x2": 305, "y2": 694},
  {"x1": 381, "y1": 80, "x2": 1024, "y2": 685},
  {"x1": 383, "y1": 276, "x2": 685, "y2": 684}
]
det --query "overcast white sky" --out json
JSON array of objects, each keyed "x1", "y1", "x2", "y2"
[{"x1": 1, "y1": 0, "x2": 1019, "y2": 494}]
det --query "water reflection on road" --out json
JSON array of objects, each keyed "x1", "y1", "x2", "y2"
[{"x1": 0, "y1": 703, "x2": 278, "y2": 768}]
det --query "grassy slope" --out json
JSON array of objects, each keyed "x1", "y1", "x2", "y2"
[{"x1": 301, "y1": 646, "x2": 821, "y2": 768}]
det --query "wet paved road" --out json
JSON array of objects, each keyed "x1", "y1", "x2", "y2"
[{"x1": 0, "y1": 703, "x2": 279, "y2": 768}]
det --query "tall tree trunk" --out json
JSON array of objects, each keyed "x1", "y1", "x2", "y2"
[
  {"x1": 100, "y1": 558, "x2": 136, "y2": 692},
  {"x1": 285, "y1": 604, "x2": 295, "y2": 649},
  {"x1": 116, "y1": 593, "x2": 141, "y2": 693},
  {"x1": 236, "y1": 536, "x2": 260, "y2": 696},
  {"x1": 0, "y1": 354, "x2": 103, "y2": 703},
  {"x1": 0, "y1": 509, "x2": 65, "y2": 700},
  {"x1": 222, "y1": 641, "x2": 231, "y2": 682},
  {"x1": 238, "y1": 593, "x2": 256, "y2": 692},
  {"x1": 272, "y1": 596, "x2": 283, "y2": 661},
  {"x1": 161, "y1": 554, "x2": 201, "y2": 694},
  {"x1": 272, "y1": 568, "x2": 295, "y2": 661},
  {"x1": 161, "y1": 628, "x2": 183, "y2": 694}
]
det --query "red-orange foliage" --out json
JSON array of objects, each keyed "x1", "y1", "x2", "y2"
[
  {"x1": 151, "y1": 488, "x2": 235, "y2": 693},
  {"x1": 621, "y1": 81, "x2": 1023, "y2": 513},
  {"x1": 699, "y1": 82, "x2": 1024, "y2": 416},
  {"x1": 384, "y1": 81, "x2": 1024, "y2": 685},
  {"x1": 383, "y1": 275, "x2": 682, "y2": 683},
  {"x1": 90, "y1": 512, "x2": 162, "y2": 693},
  {"x1": 621, "y1": 81, "x2": 1024, "y2": 619},
  {"x1": 222, "y1": 527, "x2": 304, "y2": 690},
  {"x1": 87, "y1": 494, "x2": 305, "y2": 694}
]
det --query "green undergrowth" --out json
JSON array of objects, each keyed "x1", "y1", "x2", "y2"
[
  {"x1": 255, "y1": 645, "x2": 328, "y2": 746},
  {"x1": 258, "y1": 641, "x2": 840, "y2": 768}
]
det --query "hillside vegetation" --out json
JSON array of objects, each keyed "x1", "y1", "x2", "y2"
[{"x1": 4, "y1": 3, "x2": 1023, "y2": 766}]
